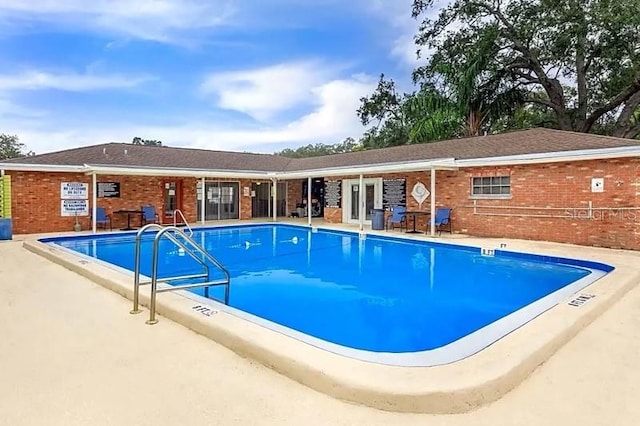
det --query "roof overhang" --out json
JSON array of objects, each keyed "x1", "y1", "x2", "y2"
[
  {"x1": 2, "y1": 145, "x2": 639, "y2": 177},
  {"x1": 0, "y1": 163, "x2": 88, "y2": 173},
  {"x1": 276, "y1": 158, "x2": 458, "y2": 179},
  {"x1": 85, "y1": 164, "x2": 273, "y2": 179},
  {"x1": 455, "y1": 145, "x2": 640, "y2": 167}
]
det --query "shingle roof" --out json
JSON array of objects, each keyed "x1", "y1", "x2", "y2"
[
  {"x1": 5, "y1": 143, "x2": 293, "y2": 172},
  {"x1": 3, "y1": 128, "x2": 640, "y2": 173},
  {"x1": 282, "y1": 128, "x2": 640, "y2": 171}
]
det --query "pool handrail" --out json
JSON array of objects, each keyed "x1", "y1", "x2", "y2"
[
  {"x1": 130, "y1": 224, "x2": 231, "y2": 324},
  {"x1": 131, "y1": 223, "x2": 165, "y2": 314},
  {"x1": 173, "y1": 209, "x2": 193, "y2": 237}
]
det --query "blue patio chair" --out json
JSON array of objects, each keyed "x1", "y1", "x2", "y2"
[
  {"x1": 141, "y1": 205, "x2": 159, "y2": 226},
  {"x1": 386, "y1": 205, "x2": 407, "y2": 231},
  {"x1": 426, "y1": 207, "x2": 452, "y2": 235},
  {"x1": 95, "y1": 207, "x2": 112, "y2": 231}
]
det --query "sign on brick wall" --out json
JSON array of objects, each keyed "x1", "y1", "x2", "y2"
[
  {"x1": 61, "y1": 199, "x2": 89, "y2": 217},
  {"x1": 97, "y1": 182, "x2": 120, "y2": 198},
  {"x1": 382, "y1": 178, "x2": 406, "y2": 209},
  {"x1": 61, "y1": 182, "x2": 88, "y2": 199},
  {"x1": 61, "y1": 181, "x2": 89, "y2": 217}
]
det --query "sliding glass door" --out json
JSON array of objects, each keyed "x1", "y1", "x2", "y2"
[{"x1": 196, "y1": 181, "x2": 239, "y2": 221}]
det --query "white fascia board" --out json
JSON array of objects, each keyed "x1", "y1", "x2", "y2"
[
  {"x1": 455, "y1": 146, "x2": 640, "y2": 167},
  {"x1": 0, "y1": 163, "x2": 88, "y2": 173},
  {"x1": 276, "y1": 158, "x2": 458, "y2": 179},
  {"x1": 86, "y1": 164, "x2": 273, "y2": 179}
]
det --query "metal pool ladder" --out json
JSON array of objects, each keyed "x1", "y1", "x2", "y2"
[
  {"x1": 173, "y1": 209, "x2": 193, "y2": 236},
  {"x1": 130, "y1": 223, "x2": 231, "y2": 325}
]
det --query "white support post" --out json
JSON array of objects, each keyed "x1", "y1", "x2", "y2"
[
  {"x1": 359, "y1": 174, "x2": 364, "y2": 232},
  {"x1": 92, "y1": 173, "x2": 97, "y2": 234},
  {"x1": 200, "y1": 177, "x2": 206, "y2": 225},
  {"x1": 430, "y1": 168, "x2": 436, "y2": 237},
  {"x1": 307, "y1": 177, "x2": 312, "y2": 226},
  {"x1": 272, "y1": 179, "x2": 277, "y2": 222}
]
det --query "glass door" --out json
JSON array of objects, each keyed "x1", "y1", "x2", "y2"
[
  {"x1": 276, "y1": 182, "x2": 287, "y2": 217},
  {"x1": 197, "y1": 181, "x2": 239, "y2": 221},
  {"x1": 351, "y1": 183, "x2": 376, "y2": 221},
  {"x1": 162, "y1": 180, "x2": 182, "y2": 224},
  {"x1": 251, "y1": 182, "x2": 271, "y2": 218},
  {"x1": 347, "y1": 179, "x2": 380, "y2": 223},
  {"x1": 251, "y1": 182, "x2": 288, "y2": 218}
]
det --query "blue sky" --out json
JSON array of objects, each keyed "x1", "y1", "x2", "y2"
[{"x1": 0, "y1": 0, "x2": 427, "y2": 155}]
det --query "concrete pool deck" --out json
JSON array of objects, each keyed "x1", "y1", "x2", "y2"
[{"x1": 1, "y1": 229, "x2": 640, "y2": 423}]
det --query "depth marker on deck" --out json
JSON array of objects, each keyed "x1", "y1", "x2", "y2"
[{"x1": 568, "y1": 294, "x2": 595, "y2": 307}]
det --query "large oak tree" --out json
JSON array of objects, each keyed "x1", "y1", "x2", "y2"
[{"x1": 412, "y1": 0, "x2": 640, "y2": 138}]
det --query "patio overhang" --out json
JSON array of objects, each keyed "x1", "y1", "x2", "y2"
[
  {"x1": 85, "y1": 164, "x2": 274, "y2": 179},
  {"x1": 276, "y1": 158, "x2": 458, "y2": 180}
]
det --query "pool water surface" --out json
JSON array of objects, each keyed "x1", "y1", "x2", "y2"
[{"x1": 44, "y1": 224, "x2": 611, "y2": 363}]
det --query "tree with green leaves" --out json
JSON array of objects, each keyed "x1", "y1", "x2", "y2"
[
  {"x1": 132, "y1": 137, "x2": 163, "y2": 146},
  {"x1": 0, "y1": 134, "x2": 34, "y2": 160},
  {"x1": 356, "y1": 75, "x2": 418, "y2": 148},
  {"x1": 412, "y1": 0, "x2": 640, "y2": 138},
  {"x1": 276, "y1": 137, "x2": 361, "y2": 158}
]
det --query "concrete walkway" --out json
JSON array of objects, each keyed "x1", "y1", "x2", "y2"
[{"x1": 1, "y1": 239, "x2": 639, "y2": 426}]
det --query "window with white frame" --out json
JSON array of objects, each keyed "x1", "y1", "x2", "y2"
[{"x1": 471, "y1": 176, "x2": 511, "y2": 196}]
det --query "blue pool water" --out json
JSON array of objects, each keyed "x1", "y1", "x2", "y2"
[{"x1": 45, "y1": 224, "x2": 611, "y2": 355}]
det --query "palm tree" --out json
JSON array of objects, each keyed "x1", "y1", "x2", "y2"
[{"x1": 409, "y1": 32, "x2": 525, "y2": 142}]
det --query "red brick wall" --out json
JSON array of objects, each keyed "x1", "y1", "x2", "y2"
[
  {"x1": 409, "y1": 159, "x2": 640, "y2": 249},
  {"x1": 8, "y1": 172, "x2": 199, "y2": 234},
  {"x1": 438, "y1": 158, "x2": 640, "y2": 249},
  {"x1": 9, "y1": 171, "x2": 89, "y2": 234},
  {"x1": 239, "y1": 179, "x2": 253, "y2": 220}
]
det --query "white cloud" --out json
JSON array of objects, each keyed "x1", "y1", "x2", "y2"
[
  {"x1": 0, "y1": 70, "x2": 152, "y2": 92},
  {"x1": 0, "y1": 97, "x2": 48, "y2": 118},
  {"x1": 200, "y1": 61, "x2": 340, "y2": 121},
  {"x1": 2, "y1": 75, "x2": 376, "y2": 155},
  {"x1": 365, "y1": 0, "x2": 437, "y2": 68},
  {"x1": 0, "y1": 0, "x2": 234, "y2": 44}
]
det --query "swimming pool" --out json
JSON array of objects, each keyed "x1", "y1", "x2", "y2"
[{"x1": 43, "y1": 224, "x2": 612, "y2": 366}]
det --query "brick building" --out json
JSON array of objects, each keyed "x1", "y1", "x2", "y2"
[{"x1": 1, "y1": 128, "x2": 639, "y2": 249}]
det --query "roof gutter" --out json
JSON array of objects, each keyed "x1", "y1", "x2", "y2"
[
  {"x1": 0, "y1": 163, "x2": 89, "y2": 173},
  {"x1": 456, "y1": 145, "x2": 640, "y2": 167},
  {"x1": 276, "y1": 158, "x2": 458, "y2": 179},
  {"x1": 86, "y1": 164, "x2": 273, "y2": 179}
]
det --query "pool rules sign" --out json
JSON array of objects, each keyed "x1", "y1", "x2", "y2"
[{"x1": 61, "y1": 182, "x2": 89, "y2": 216}]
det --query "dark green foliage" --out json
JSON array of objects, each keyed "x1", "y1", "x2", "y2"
[
  {"x1": 132, "y1": 137, "x2": 163, "y2": 146},
  {"x1": 276, "y1": 137, "x2": 362, "y2": 158},
  {"x1": 0, "y1": 134, "x2": 34, "y2": 160},
  {"x1": 412, "y1": 0, "x2": 640, "y2": 138}
]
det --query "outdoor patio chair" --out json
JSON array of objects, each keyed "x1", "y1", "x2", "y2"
[
  {"x1": 95, "y1": 207, "x2": 112, "y2": 231},
  {"x1": 386, "y1": 205, "x2": 407, "y2": 231},
  {"x1": 426, "y1": 207, "x2": 452, "y2": 235},
  {"x1": 141, "y1": 205, "x2": 159, "y2": 226}
]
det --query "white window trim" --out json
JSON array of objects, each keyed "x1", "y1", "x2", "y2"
[{"x1": 470, "y1": 175, "x2": 512, "y2": 199}]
